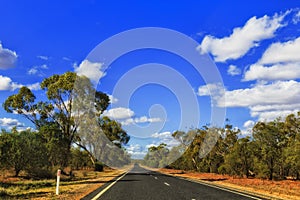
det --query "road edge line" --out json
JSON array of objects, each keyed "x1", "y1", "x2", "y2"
[
  {"x1": 90, "y1": 170, "x2": 129, "y2": 200},
  {"x1": 158, "y1": 171, "x2": 282, "y2": 200}
]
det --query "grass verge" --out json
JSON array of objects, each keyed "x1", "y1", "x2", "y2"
[{"x1": 0, "y1": 167, "x2": 129, "y2": 200}]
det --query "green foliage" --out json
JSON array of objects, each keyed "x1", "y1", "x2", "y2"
[
  {"x1": 162, "y1": 113, "x2": 300, "y2": 180},
  {"x1": 1, "y1": 72, "x2": 130, "y2": 178},
  {"x1": 143, "y1": 143, "x2": 170, "y2": 168},
  {"x1": 70, "y1": 147, "x2": 93, "y2": 170},
  {"x1": 0, "y1": 129, "x2": 49, "y2": 177}
]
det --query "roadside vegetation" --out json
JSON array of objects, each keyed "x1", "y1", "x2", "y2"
[
  {"x1": 144, "y1": 112, "x2": 300, "y2": 181},
  {"x1": 0, "y1": 167, "x2": 125, "y2": 199},
  {"x1": 0, "y1": 72, "x2": 131, "y2": 198}
]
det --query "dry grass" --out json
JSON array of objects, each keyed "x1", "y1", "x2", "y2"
[
  {"x1": 159, "y1": 168, "x2": 300, "y2": 200},
  {"x1": 0, "y1": 167, "x2": 130, "y2": 200}
]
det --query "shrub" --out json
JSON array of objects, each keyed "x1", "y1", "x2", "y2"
[{"x1": 94, "y1": 162, "x2": 104, "y2": 172}]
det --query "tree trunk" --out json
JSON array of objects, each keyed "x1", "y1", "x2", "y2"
[
  {"x1": 75, "y1": 142, "x2": 96, "y2": 165},
  {"x1": 269, "y1": 158, "x2": 273, "y2": 180},
  {"x1": 15, "y1": 169, "x2": 21, "y2": 177},
  {"x1": 192, "y1": 157, "x2": 200, "y2": 171}
]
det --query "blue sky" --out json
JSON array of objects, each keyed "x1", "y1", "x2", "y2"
[{"x1": 0, "y1": 1, "x2": 300, "y2": 159}]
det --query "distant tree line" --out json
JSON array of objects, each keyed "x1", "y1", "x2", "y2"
[
  {"x1": 0, "y1": 72, "x2": 130, "y2": 178},
  {"x1": 143, "y1": 113, "x2": 300, "y2": 180}
]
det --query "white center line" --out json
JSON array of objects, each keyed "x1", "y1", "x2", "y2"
[
  {"x1": 164, "y1": 182, "x2": 170, "y2": 186},
  {"x1": 154, "y1": 177, "x2": 158, "y2": 180}
]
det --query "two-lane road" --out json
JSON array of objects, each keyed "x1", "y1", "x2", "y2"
[{"x1": 83, "y1": 164, "x2": 265, "y2": 200}]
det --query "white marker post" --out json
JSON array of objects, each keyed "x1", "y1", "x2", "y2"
[{"x1": 56, "y1": 169, "x2": 61, "y2": 195}]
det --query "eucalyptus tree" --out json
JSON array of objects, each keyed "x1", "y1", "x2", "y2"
[{"x1": 3, "y1": 72, "x2": 129, "y2": 167}]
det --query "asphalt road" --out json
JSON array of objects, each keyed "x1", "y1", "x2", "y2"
[{"x1": 83, "y1": 164, "x2": 265, "y2": 200}]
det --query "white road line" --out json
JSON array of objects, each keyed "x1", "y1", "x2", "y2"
[
  {"x1": 187, "y1": 179, "x2": 262, "y2": 200},
  {"x1": 91, "y1": 171, "x2": 129, "y2": 200},
  {"x1": 164, "y1": 182, "x2": 170, "y2": 186},
  {"x1": 154, "y1": 177, "x2": 158, "y2": 179}
]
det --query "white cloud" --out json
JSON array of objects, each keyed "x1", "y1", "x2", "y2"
[
  {"x1": 0, "y1": 75, "x2": 22, "y2": 90},
  {"x1": 150, "y1": 131, "x2": 180, "y2": 148},
  {"x1": 244, "y1": 62, "x2": 300, "y2": 81},
  {"x1": 197, "y1": 12, "x2": 286, "y2": 62},
  {"x1": 63, "y1": 57, "x2": 72, "y2": 61},
  {"x1": 197, "y1": 82, "x2": 225, "y2": 106},
  {"x1": 223, "y1": 81, "x2": 300, "y2": 107},
  {"x1": 0, "y1": 118, "x2": 24, "y2": 129},
  {"x1": 135, "y1": 116, "x2": 161, "y2": 123},
  {"x1": 108, "y1": 95, "x2": 119, "y2": 104},
  {"x1": 198, "y1": 80, "x2": 300, "y2": 121},
  {"x1": 243, "y1": 37, "x2": 300, "y2": 81},
  {"x1": 197, "y1": 82, "x2": 225, "y2": 96},
  {"x1": 103, "y1": 107, "x2": 162, "y2": 125},
  {"x1": 121, "y1": 116, "x2": 162, "y2": 126},
  {"x1": 28, "y1": 68, "x2": 38, "y2": 75},
  {"x1": 227, "y1": 65, "x2": 241, "y2": 76},
  {"x1": 0, "y1": 75, "x2": 40, "y2": 91},
  {"x1": 74, "y1": 59, "x2": 105, "y2": 84},
  {"x1": 27, "y1": 64, "x2": 48, "y2": 76},
  {"x1": 126, "y1": 144, "x2": 147, "y2": 158},
  {"x1": 37, "y1": 55, "x2": 49, "y2": 60},
  {"x1": 102, "y1": 107, "x2": 134, "y2": 120},
  {"x1": 152, "y1": 131, "x2": 173, "y2": 139},
  {"x1": 243, "y1": 120, "x2": 255, "y2": 129},
  {"x1": 292, "y1": 10, "x2": 300, "y2": 24},
  {"x1": 0, "y1": 43, "x2": 17, "y2": 70},
  {"x1": 27, "y1": 82, "x2": 40, "y2": 90},
  {"x1": 241, "y1": 120, "x2": 255, "y2": 135},
  {"x1": 145, "y1": 143, "x2": 157, "y2": 149},
  {"x1": 251, "y1": 109, "x2": 299, "y2": 122},
  {"x1": 259, "y1": 37, "x2": 300, "y2": 64}
]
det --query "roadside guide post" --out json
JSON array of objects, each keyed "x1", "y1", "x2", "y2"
[{"x1": 56, "y1": 169, "x2": 61, "y2": 195}]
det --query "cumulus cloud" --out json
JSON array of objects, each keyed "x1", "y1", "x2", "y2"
[
  {"x1": 126, "y1": 144, "x2": 147, "y2": 158},
  {"x1": 241, "y1": 120, "x2": 255, "y2": 135},
  {"x1": 0, "y1": 75, "x2": 22, "y2": 90},
  {"x1": 197, "y1": 12, "x2": 287, "y2": 62},
  {"x1": 244, "y1": 62, "x2": 300, "y2": 81},
  {"x1": 102, "y1": 107, "x2": 135, "y2": 119},
  {"x1": 198, "y1": 80, "x2": 300, "y2": 121},
  {"x1": 102, "y1": 107, "x2": 162, "y2": 126},
  {"x1": 0, "y1": 118, "x2": 25, "y2": 129},
  {"x1": 74, "y1": 59, "x2": 105, "y2": 84},
  {"x1": 244, "y1": 37, "x2": 300, "y2": 81},
  {"x1": 197, "y1": 82, "x2": 225, "y2": 96},
  {"x1": 150, "y1": 131, "x2": 180, "y2": 148},
  {"x1": 108, "y1": 95, "x2": 119, "y2": 104},
  {"x1": 0, "y1": 75, "x2": 40, "y2": 91},
  {"x1": 223, "y1": 81, "x2": 300, "y2": 107},
  {"x1": 227, "y1": 65, "x2": 241, "y2": 76},
  {"x1": 244, "y1": 120, "x2": 255, "y2": 129},
  {"x1": 259, "y1": 37, "x2": 300, "y2": 64},
  {"x1": 0, "y1": 43, "x2": 17, "y2": 70},
  {"x1": 27, "y1": 82, "x2": 40, "y2": 90},
  {"x1": 197, "y1": 82, "x2": 225, "y2": 106},
  {"x1": 121, "y1": 116, "x2": 162, "y2": 126}
]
